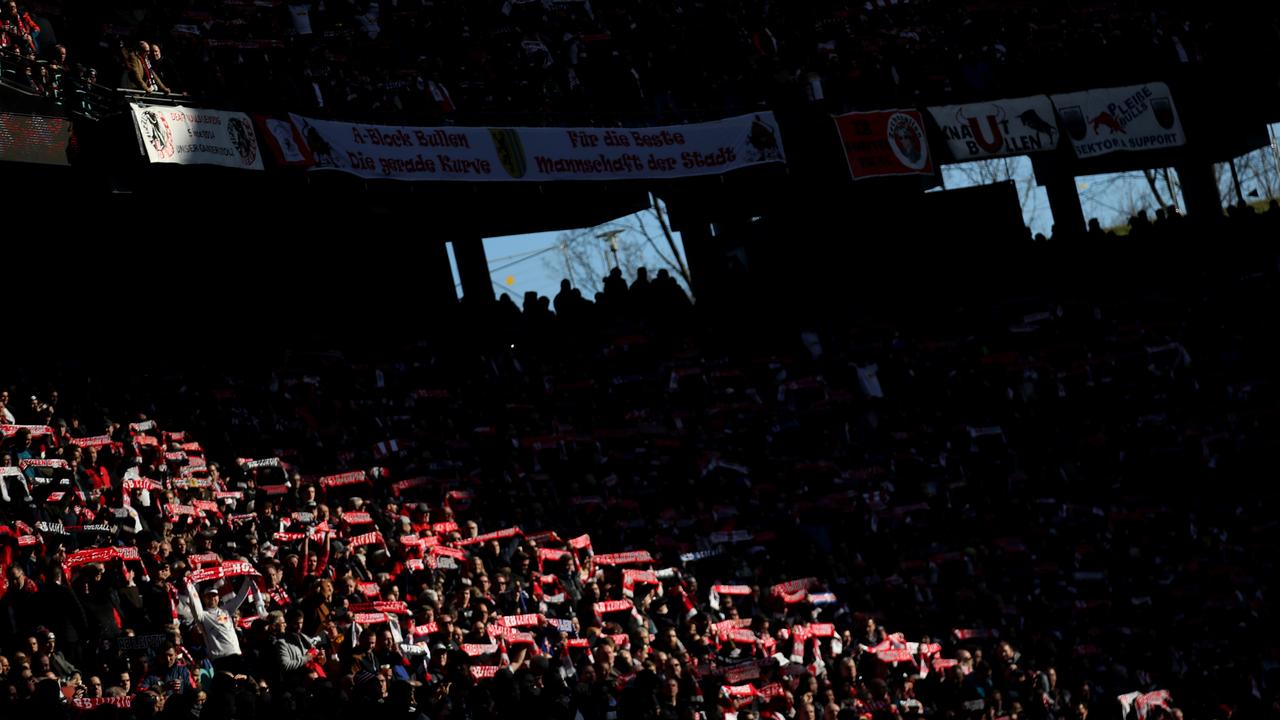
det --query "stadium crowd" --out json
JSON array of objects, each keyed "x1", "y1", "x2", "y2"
[
  {"x1": 0, "y1": 207, "x2": 1277, "y2": 720},
  {"x1": 2, "y1": 1, "x2": 1277, "y2": 116}
]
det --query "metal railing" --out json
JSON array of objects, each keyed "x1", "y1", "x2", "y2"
[{"x1": 0, "y1": 52, "x2": 189, "y2": 121}]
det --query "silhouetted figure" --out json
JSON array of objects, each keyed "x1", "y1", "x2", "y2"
[
  {"x1": 1129, "y1": 210, "x2": 1152, "y2": 238},
  {"x1": 601, "y1": 267, "x2": 629, "y2": 311},
  {"x1": 553, "y1": 279, "x2": 575, "y2": 317},
  {"x1": 494, "y1": 293, "x2": 523, "y2": 341},
  {"x1": 630, "y1": 266, "x2": 653, "y2": 314},
  {"x1": 653, "y1": 269, "x2": 692, "y2": 315},
  {"x1": 522, "y1": 291, "x2": 541, "y2": 317}
]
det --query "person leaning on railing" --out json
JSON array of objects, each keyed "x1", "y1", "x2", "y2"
[
  {"x1": 148, "y1": 42, "x2": 178, "y2": 95},
  {"x1": 118, "y1": 39, "x2": 167, "y2": 95}
]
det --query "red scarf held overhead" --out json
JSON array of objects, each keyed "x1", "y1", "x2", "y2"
[{"x1": 167, "y1": 584, "x2": 180, "y2": 623}]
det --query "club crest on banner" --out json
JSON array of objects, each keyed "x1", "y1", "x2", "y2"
[
  {"x1": 141, "y1": 110, "x2": 174, "y2": 159},
  {"x1": 227, "y1": 117, "x2": 258, "y2": 167},
  {"x1": 745, "y1": 114, "x2": 783, "y2": 163},
  {"x1": 887, "y1": 113, "x2": 928, "y2": 170},
  {"x1": 834, "y1": 109, "x2": 933, "y2": 180},
  {"x1": 489, "y1": 128, "x2": 528, "y2": 179},
  {"x1": 267, "y1": 119, "x2": 304, "y2": 161},
  {"x1": 1151, "y1": 97, "x2": 1177, "y2": 130}
]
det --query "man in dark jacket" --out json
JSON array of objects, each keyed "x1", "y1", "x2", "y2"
[
  {"x1": 119, "y1": 40, "x2": 168, "y2": 94},
  {"x1": 37, "y1": 630, "x2": 78, "y2": 679},
  {"x1": 1, "y1": 562, "x2": 40, "y2": 641},
  {"x1": 140, "y1": 641, "x2": 197, "y2": 698}
]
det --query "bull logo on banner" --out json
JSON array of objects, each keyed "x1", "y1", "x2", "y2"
[
  {"x1": 1017, "y1": 109, "x2": 1057, "y2": 143},
  {"x1": 955, "y1": 106, "x2": 1059, "y2": 150},
  {"x1": 489, "y1": 129, "x2": 527, "y2": 179},
  {"x1": 142, "y1": 110, "x2": 174, "y2": 159},
  {"x1": 297, "y1": 119, "x2": 340, "y2": 168}
]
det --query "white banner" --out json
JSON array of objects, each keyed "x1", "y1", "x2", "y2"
[
  {"x1": 928, "y1": 95, "x2": 1059, "y2": 160},
  {"x1": 130, "y1": 103, "x2": 264, "y2": 170},
  {"x1": 288, "y1": 112, "x2": 785, "y2": 182},
  {"x1": 1051, "y1": 83, "x2": 1185, "y2": 159}
]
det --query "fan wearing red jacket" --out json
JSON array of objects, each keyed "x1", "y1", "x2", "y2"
[{"x1": 0, "y1": 2, "x2": 38, "y2": 55}]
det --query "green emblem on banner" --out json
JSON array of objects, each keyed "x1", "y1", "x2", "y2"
[{"x1": 489, "y1": 128, "x2": 527, "y2": 179}]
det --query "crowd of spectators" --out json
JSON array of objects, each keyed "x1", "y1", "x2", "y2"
[
  {"x1": 0, "y1": 206, "x2": 1277, "y2": 720},
  {"x1": 1, "y1": 1, "x2": 1277, "y2": 119}
]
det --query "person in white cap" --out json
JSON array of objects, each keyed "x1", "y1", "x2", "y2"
[{"x1": 183, "y1": 575, "x2": 264, "y2": 671}]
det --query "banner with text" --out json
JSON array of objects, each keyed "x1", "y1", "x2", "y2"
[
  {"x1": 1050, "y1": 83, "x2": 1185, "y2": 159},
  {"x1": 928, "y1": 95, "x2": 1059, "y2": 161},
  {"x1": 130, "y1": 103, "x2": 264, "y2": 170},
  {"x1": 834, "y1": 110, "x2": 934, "y2": 180},
  {"x1": 287, "y1": 113, "x2": 785, "y2": 182}
]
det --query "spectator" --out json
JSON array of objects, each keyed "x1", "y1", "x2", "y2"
[
  {"x1": 147, "y1": 43, "x2": 177, "y2": 94},
  {"x1": 2, "y1": 0, "x2": 1272, "y2": 117},
  {"x1": 183, "y1": 578, "x2": 261, "y2": 672},
  {"x1": 0, "y1": 1, "x2": 37, "y2": 56},
  {"x1": 139, "y1": 642, "x2": 195, "y2": 698},
  {"x1": 35, "y1": 631, "x2": 75, "y2": 679},
  {"x1": 119, "y1": 40, "x2": 167, "y2": 94},
  {"x1": 0, "y1": 208, "x2": 1277, "y2": 720}
]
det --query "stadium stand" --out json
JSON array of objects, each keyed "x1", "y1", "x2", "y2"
[
  {"x1": 0, "y1": 208, "x2": 1278, "y2": 719},
  {"x1": 1, "y1": 2, "x2": 1279, "y2": 720}
]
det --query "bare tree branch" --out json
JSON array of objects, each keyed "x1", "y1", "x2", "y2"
[
  {"x1": 1141, "y1": 169, "x2": 1167, "y2": 210},
  {"x1": 542, "y1": 203, "x2": 693, "y2": 298}
]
